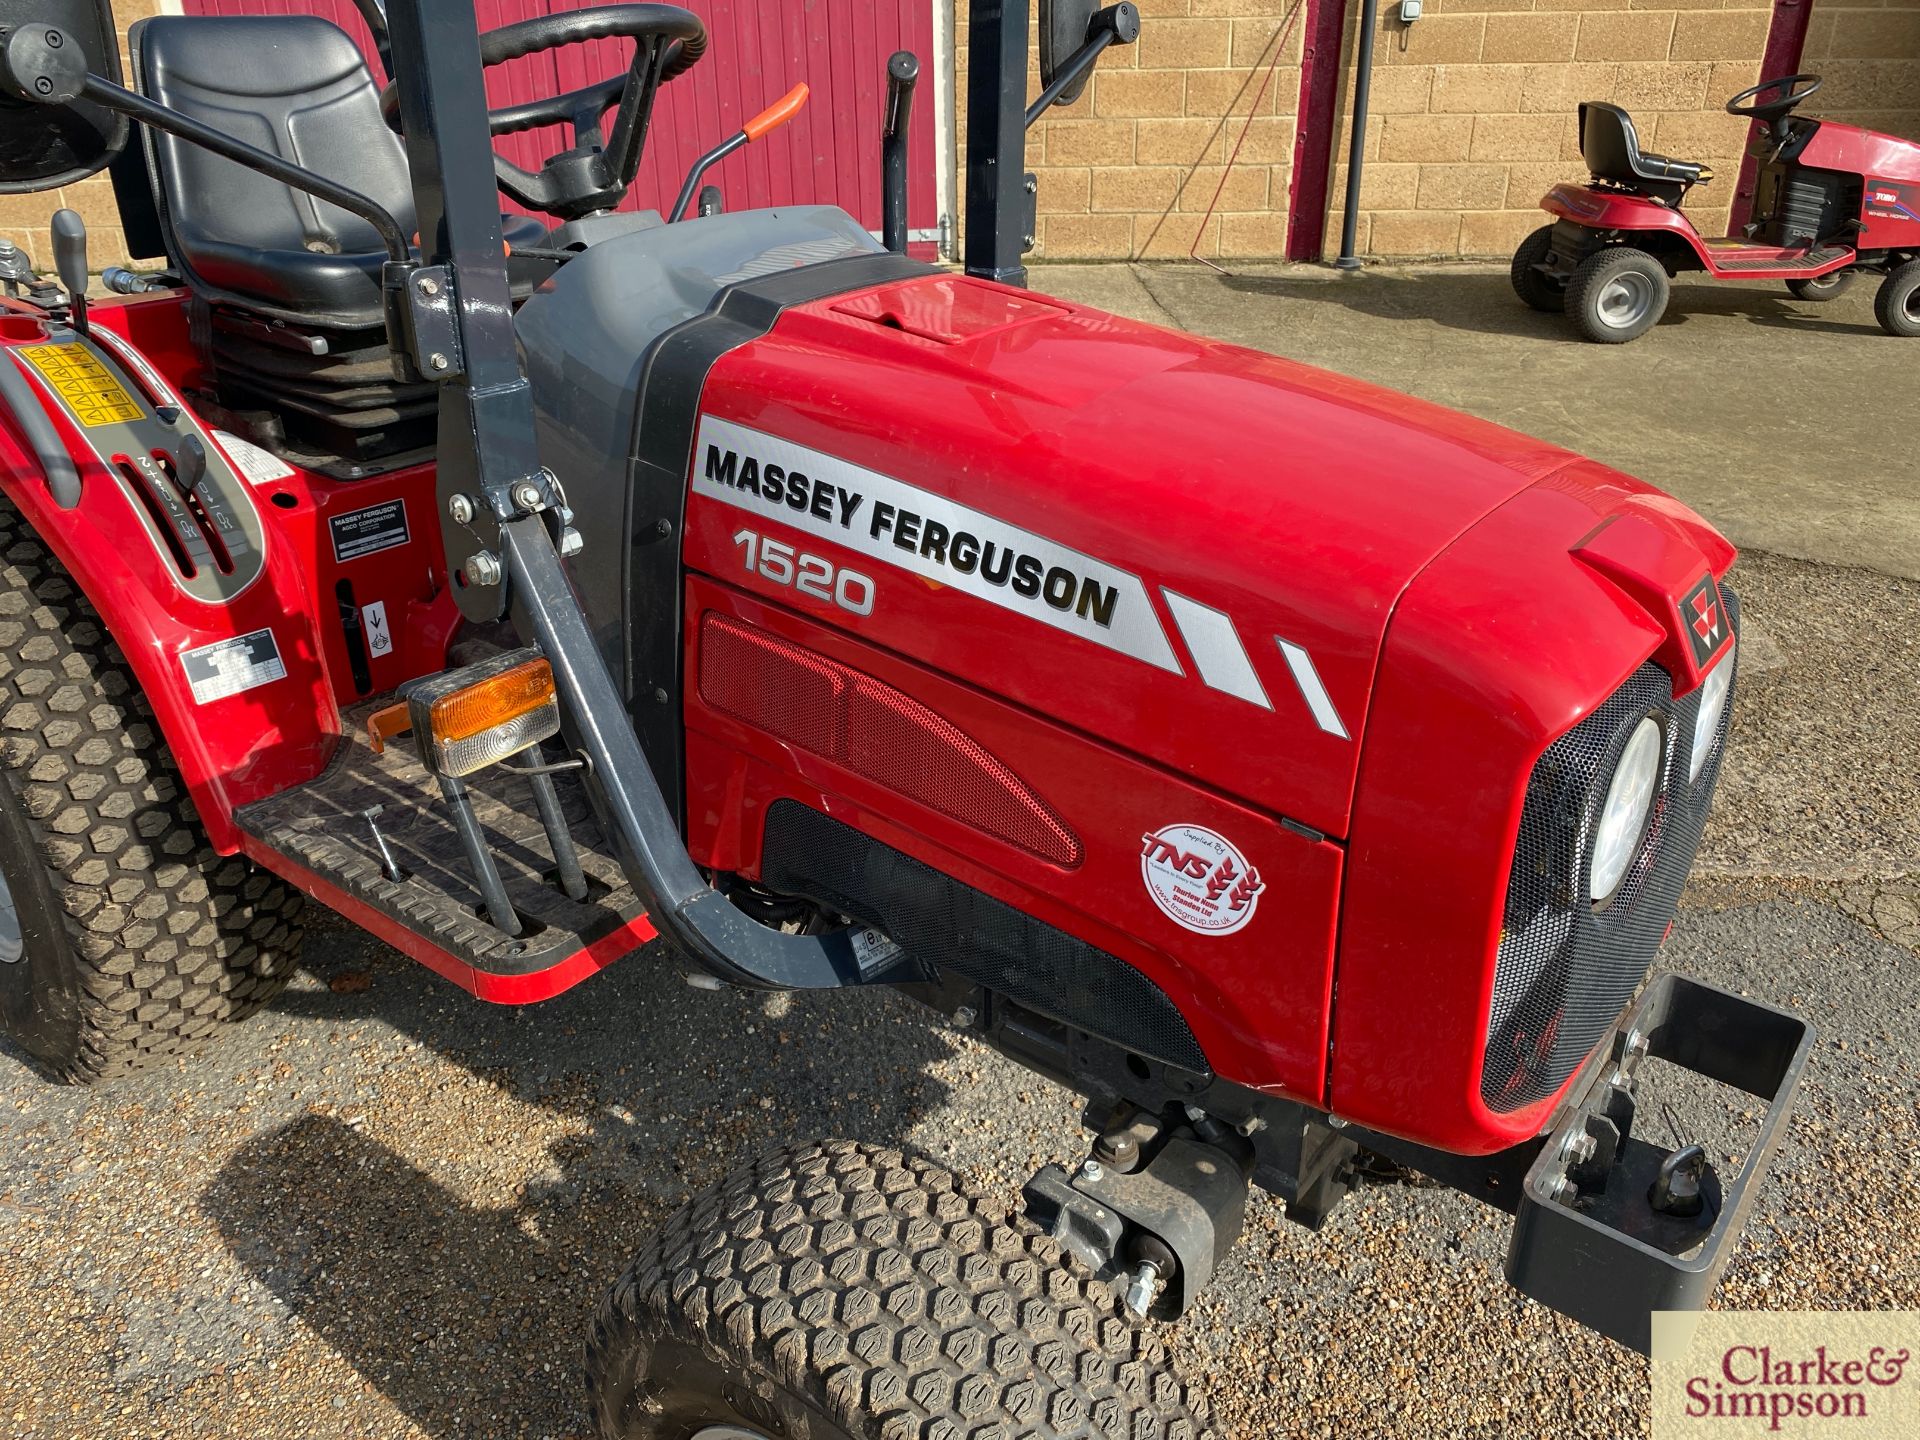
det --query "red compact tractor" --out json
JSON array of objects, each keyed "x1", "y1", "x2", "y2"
[
  {"x1": 0, "y1": 1, "x2": 1808, "y2": 1433},
  {"x1": 1514, "y1": 75, "x2": 1920, "y2": 342}
]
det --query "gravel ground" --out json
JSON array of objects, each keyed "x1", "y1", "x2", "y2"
[{"x1": 2, "y1": 544, "x2": 1916, "y2": 1438}]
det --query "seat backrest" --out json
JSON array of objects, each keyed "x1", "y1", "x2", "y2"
[
  {"x1": 129, "y1": 15, "x2": 417, "y2": 318},
  {"x1": 1578, "y1": 103, "x2": 1644, "y2": 186}
]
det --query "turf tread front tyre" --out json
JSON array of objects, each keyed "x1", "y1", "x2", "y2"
[
  {"x1": 1874, "y1": 260, "x2": 1920, "y2": 337},
  {"x1": 1510, "y1": 225, "x2": 1566, "y2": 312},
  {"x1": 1564, "y1": 246, "x2": 1670, "y2": 343},
  {"x1": 586, "y1": 1140, "x2": 1216, "y2": 1440},
  {"x1": 0, "y1": 496, "x2": 305, "y2": 1082}
]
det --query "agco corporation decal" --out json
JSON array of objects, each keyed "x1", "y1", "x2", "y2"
[{"x1": 1140, "y1": 824, "x2": 1264, "y2": 935}]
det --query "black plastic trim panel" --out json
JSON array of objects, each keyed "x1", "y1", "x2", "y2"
[{"x1": 622, "y1": 250, "x2": 931, "y2": 829}]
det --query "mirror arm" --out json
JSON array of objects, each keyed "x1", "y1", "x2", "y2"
[
  {"x1": 1026, "y1": 4, "x2": 1139, "y2": 129},
  {"x1": 77, "y1": 74, "x2": 411, "y2": 262}
]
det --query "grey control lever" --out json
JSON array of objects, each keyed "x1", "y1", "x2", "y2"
[{"x1": 49, "y1": 209, "x2": 88, "y2": 333}]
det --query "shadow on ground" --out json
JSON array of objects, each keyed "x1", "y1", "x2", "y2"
[
  {"x1": 1212, "y1": 268, "x2": 1886, "y2": 344},
  {"x1": 195, "y1": 925, "x2": 957, "y2": 1438}
]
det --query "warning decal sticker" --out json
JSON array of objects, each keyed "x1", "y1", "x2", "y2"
[
  {"x1": 328, "y1": 500, "x2": 410, "y2": 563},
  {"x1": 16, "y1": 344, "x2": 144, "y2": 427},
  {"x1": 1140, "y1": 823, "x2": 1265, "y2": 935},
  {"x1": 181, "y1": 629, "x2": 286, "y2": 705}
]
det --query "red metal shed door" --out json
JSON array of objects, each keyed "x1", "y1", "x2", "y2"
[{"x1": 179, "y1": 1, "x2": 937, "y2": 244}]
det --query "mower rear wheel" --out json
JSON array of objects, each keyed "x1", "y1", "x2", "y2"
[
  {"x1": 586, "y1": 1140, "x2": 1215, "y2": 1440},
  {"x1": 0, "y1": 497, "x2": 305, "y2": 1082},
  {"x1": 1873, "y1": 260, "x2": 1920, "y2": 337},
  {"x1": 1786, "y1": 270, "x2": 1855, "y2": 302},
  {"x1": 1565, "y1": 246, "x2": 1670, "y2": 343},
  {"x1": 1510, "y1": 225, "x2": 1568, "y2": 313}
]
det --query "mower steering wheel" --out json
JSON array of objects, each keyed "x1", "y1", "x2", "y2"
[
  {"x1": 380, "y1": 4, "x2": 707, "y2": 222},
  {"x1": 1725, "y1": 73, "x2": 1821, "y2": 125}
]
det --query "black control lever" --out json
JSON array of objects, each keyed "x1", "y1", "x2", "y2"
[
  {"x1": 50, "y1": 209, "x2": 89, "y2": 334},
  {"x1": 882, "y1": 51, "x2": 918, "y2": 255},
  {"x1": 176, "y1": 433, "x2": 207, "y2": 490}
]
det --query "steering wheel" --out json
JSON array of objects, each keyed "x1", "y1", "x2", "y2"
[
  {"x1": 381, "y1": 4, "x2": 707, "y2": 222},
  {"x1": 1725, "y1": 73, "x2": 1821, "y2": 130}
]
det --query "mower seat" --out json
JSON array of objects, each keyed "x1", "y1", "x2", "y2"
[
  {"x1": 129, "y1": 14, "x2": 546, "y2": 330},
  {"x1": 1579, "y1": 103, "x2": 1714, "y2": 200}
]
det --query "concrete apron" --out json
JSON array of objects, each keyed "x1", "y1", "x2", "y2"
[{"x1": 1035, "y1": 261, "x2": 1920, "y2": 583}]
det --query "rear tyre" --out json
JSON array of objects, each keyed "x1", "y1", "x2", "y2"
[
  {"x1": 1786, "y1": 270, "x2": 1855, "y2": 302},
  {"x1": 1510, "y1": 225, "x2": 1568, "y2": 313},
  {"x1": 586, "y1": 1140, "x2": 1215, "y2": 1440},
  {"x1": 1565, "y1": 246, "x2": 1670, "y2": 343},
  {"x1": 0, "y1": 497, "x2": 305, "y2": 1082},
  {"x1": 1873, "y1": 260, "x2": 1920, "y2": 337}
]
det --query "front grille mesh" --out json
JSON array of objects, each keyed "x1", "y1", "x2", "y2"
[{"x1": 1481, "y1": 591, "x2": 1738, "y2": 1112}]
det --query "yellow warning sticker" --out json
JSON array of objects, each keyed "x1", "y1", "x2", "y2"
[{"x1": 17, "y1": 343, "x2": 144, "y2": 428}]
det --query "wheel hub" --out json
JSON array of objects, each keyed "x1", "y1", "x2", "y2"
[{"x1": 1597, "y1": 272, "x2": 1656, "y2": 330}]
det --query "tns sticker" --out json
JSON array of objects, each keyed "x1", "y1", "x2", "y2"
[{"x1": 1140, "y1": 823, "x2": 1264, "y2": 935}]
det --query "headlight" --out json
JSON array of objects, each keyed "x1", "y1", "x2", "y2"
[
  {"x1": 1689, "y1": 655, "x2": 1733, "y2": 782},
  {"x1": 1589, "y1": 716, "x2": 1663, "y2": 903}
]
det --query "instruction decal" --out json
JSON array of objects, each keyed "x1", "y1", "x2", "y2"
[
  {"x1": 181, "y1": 629, "x2": 287, "y2": 705},
  {"x1": 361, "y1": 600, "x2": 393, "y2": 657},
  {"x1": 329, "y1": 500, "x2": 410, "y2": 563},
  {"x1": 212, "y1": 429, "x2": 296, "y2": 486}
]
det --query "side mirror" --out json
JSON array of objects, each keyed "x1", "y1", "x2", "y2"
[
  {"x1": 0, "y1": 0, "x2": 128, "y2": 193},
  {"x1": 1039, "y1": 0, "x2": 1100, "y2": 110}
]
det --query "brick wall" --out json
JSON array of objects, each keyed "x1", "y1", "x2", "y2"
[
  {"x1": 0, "y1": 0, "x2": 167, "y2": 271},
  {"x1": 959, "y1": 0, "x2": 1309, "y2": 262},
  {"x1": 1800, "y1": 6, "x2": 1920, "y2": 140},
  {"x1": 1323, "y1": 0, "x2": 1774, "y2": 260}
]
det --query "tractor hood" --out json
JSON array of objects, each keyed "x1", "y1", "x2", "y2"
[{"x1": 682, "y1": 273, "x2": 1584, "y2": 839}]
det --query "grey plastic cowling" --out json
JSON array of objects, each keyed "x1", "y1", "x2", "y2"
[{"x1": 513, "y1": 205, "x2": 884, "y2": 663}]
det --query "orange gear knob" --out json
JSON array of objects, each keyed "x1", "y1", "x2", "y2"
[{"x1": 743, "y1": 83, "x2": 809, "y2": 142}]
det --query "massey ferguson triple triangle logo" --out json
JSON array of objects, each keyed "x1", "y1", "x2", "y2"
[{"x1": 1682, "y1": 573, "x2": 1730, "y2": 668}]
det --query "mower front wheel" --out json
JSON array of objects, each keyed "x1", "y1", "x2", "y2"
[
  {"x1": 1510, "y1": 225, "x2": 1568, "y2": 313},
  {"x1": 1565, "y1": 246, "x2": 1670, "y2": 343},
  {"x1": 1873, "y1": 260, "x2": 1920, "y2": 337},
  {"x1": 1786, "y1": 270, "x2": 1856, "y2": 302},
  {"x1": 586, "y1": 1140, "x2": 1215, "y2": 1440}
]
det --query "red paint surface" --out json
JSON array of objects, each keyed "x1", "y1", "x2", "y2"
[
  {"x1": 1288, "y1": 0, "x2": 1349, "y2": 261},
  {"x1": 682, "y1": 574, "x2": 1346, "y2": 1102},
  {"x1": 180, "y1": 0, "x2": 938, "y2": 244},
  {"x1": 694, "y1": 275, "x2": 1576, "y2": 840}
]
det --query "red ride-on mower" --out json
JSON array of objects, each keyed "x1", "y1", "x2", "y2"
[
  {"x1": 1514, "y1": 74, "x2": 1920, "y2": 342},
  {"x1": 1, "y1": 0, "x2": 1810, "y2": 1433}
]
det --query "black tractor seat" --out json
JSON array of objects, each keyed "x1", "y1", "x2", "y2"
[
  {"x1": 1579, "y1": 102, "x2": 1714, "y2": 202},
  {"x1": 126, "y1": 14, "x2": 547, "y2": 465},
  {"x1": 130, "y1": 14, "x2": 546, "y2": 329}
]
